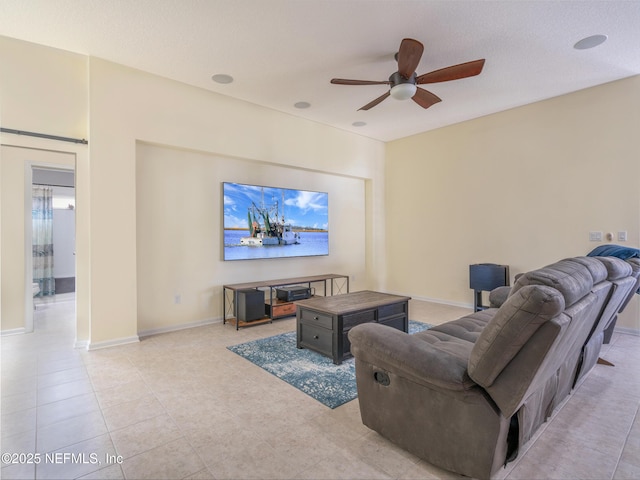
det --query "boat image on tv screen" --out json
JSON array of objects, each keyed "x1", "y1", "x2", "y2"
[{"x1": 223, "y1": 182, "x2": 328, "y2": 261}]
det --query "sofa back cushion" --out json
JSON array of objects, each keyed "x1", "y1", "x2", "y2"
[
  {"x1": 509, "y1": 257, "x2": 605, "y2": 307},
  {"x1": 596, "y1": 256, "x2": 633, "y2": 281},
  {"x1": 468, "y1": 285, "x2": 564, "y2": 387},
  {"x1": 587, "y1": 257, "x2": 634, "y2": 332},
  {"x1": 619, "y1": 258, "x2": 640, "y2": 310}
]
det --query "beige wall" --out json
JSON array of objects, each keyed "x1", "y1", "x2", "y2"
[
  {"x1": 1, "y1": 37, "x2": 385, "y2": 346},
  {"x1": 0, "y1": 37, "x2": 88, "y2": 139},
  {"x1": 136, "y1": 143, "x2": 367, "y2": 334},
  {"x1": 86, "y1": 57, "x2": 385, "y2": 346},
  {"x1": 385, "y1": 76, "x2": 640, "y2": 330},
  {"x1": 0, "y1": 146, "x2": 28, "y2": 332}
]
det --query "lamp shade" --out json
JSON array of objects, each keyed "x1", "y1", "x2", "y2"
[{"x1": 390, "y1": 83, "x2": 417, "y2": 100}]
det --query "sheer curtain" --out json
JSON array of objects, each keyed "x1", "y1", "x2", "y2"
[{"x1": 33, "y1": 186, "x2": 55, "y2": 296}]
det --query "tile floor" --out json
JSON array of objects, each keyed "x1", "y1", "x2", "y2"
[{"x1": 1, "y1": 294, "x2": 639, "y2": 480}]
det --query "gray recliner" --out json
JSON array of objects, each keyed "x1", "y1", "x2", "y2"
[
  {"x1": 490, "y1": 257, "x2": 638, "y2": 384},
  {"x1": 601, "y1": 257, "x2": 640, "y2": 344},
  {"x1": 573, "y1": 257, "x2": 636, "y2": 384},
  {"x1": 348, "y1": 256, "x2": 635, "y2": 479}
]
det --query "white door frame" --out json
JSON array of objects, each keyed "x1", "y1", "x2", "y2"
[
  {"x1": 0, "y1": 132, "x2": 91, "y2": 348},
  {"x1": 0, "y1": 139, "x2": 78, "y2": 337}
]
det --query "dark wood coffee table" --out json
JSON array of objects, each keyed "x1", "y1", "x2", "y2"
[{"x1": 295, "y1": 290, "x2": 410, "y2": 364}]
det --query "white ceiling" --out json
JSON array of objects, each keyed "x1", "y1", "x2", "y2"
[{"x1": 1, "y1": 0, "x2": 640, "y2": 142}]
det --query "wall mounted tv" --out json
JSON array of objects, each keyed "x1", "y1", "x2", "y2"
[{"x1": 223, "y1": 182, "x2": 329, "y2": 261}]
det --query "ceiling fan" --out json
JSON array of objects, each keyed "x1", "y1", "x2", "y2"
[{"x1": 331, "y1": 38, "x2": 485, "y2": 111}]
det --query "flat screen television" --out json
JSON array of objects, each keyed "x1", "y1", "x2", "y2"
[{"x1": 223, "y1": 182, "x2": 328, "y2": 261}]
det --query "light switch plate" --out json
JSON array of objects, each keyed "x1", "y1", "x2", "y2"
[
  {"x1": 589, "y1": 231, "x2": 603, "y2": 242},
  {"x1": 618, "y1": 231, "x2": 628, "y2": 241}
]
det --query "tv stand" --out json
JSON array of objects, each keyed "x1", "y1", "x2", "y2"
[{"x1": 223, "y1": 274, "x2": 349, "y2": 329}]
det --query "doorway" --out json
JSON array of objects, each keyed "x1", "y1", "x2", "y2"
[
  {"x1": 25, "y1": 164, "x2": 76, "y2": 331},
  {"x1": 32, "y1": 168, "x2": 76, "y2": 315},
  {"x1": 0, "y1": 145, "x2": 76, "y2": 336}
]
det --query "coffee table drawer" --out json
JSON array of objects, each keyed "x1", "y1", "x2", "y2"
[
  {"x1": 379, "y1": 314, "x2": 407, "y2": 332},
  {"x1": 343, "y1": 309, "x2": 376, "y2": 329},
  {"x1": 378, "y1": 302, "x2": 406, "y2": 319},
  {"x1": 299, "y1": 309, "x2": 333, "y2": 329},
  {"x1": 299, "y1": 323, "x2": 332, "y2": 355}
]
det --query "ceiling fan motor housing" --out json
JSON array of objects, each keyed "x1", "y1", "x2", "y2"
[
  {"x1": 389, "y1": 72, "x2": 417, "y2": 100},
  {"x1": 389, "y1": 71, "x2": 417, "y2": 86}
]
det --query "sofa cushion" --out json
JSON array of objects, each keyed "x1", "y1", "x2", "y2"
[
  {"x1": 569, "y1": 256, "x2": 609, "y2": 283},
  {"x1": 626, "y1": 258, "x2": 640, "y2": 295},
  {"x1": 412, "y1": 329, "x2": 476, "y2": 378},
  {"x1": 489, "y1": 286, "x2": 510, "y2": 308},
  {"x1": 510, "y1": 258, "x2": 597, "y2": 307},
  {"x1": 427, "y1": 309, "x2": 494, "y2": 343},
  {"x1": 468, "y1": 285, "x2": 565, "y2": 388},
  {"x1": 595, "y1": 256, "x2": 633, "y2": 280}
]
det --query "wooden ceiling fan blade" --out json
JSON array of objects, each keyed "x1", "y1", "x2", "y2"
[
  {"x1": 358, "y1": 91, "x2": 390, "y2": 111},
  {"x1": 416, "y1": 59, "x2": 486, "y2": 84},
  {"x1": 397, "y1": 38, "x2": 424, "y2": 79},
  {"x1": 331, "y1": 78, "x2": 390, "y2": 86},
  {"x1": 412, "y1": 88, "x2": 442, "y2": 109}
]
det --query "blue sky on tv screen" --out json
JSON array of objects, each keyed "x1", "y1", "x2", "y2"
[{"x1": 223, "y1": 182, "x2": 328, "y2": 231}]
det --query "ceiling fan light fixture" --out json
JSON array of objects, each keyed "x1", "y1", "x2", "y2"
[{"x1": 390, "y1": 82, "x2": 417, "y2": 101}]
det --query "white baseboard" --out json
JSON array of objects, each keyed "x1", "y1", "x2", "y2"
[
  {"x1": 74, "y1": 339, "x2": 89, "y2": 349},
  {"x1": 0, "y1": 327, "x2": 28, "y2": 336},
  {"x1": 138, "y1": 317, "x2": 222, "y2": 339},
  {"x1": 87, "y1": 335, "x2": 140, "y2": 351},
  {"x1": 406, "y1": 293, "x2": 474, "y2": 310},
  {"x1": 614, "y1": 326, "x2": 640, "y2": 336}
]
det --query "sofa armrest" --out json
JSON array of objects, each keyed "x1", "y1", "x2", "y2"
[
  {"x1": 348, "y1": 323, "x2": 476, "y2": 392},
  {"x1": 489, "y1": 286, "x2": 511, "y2": 307}
]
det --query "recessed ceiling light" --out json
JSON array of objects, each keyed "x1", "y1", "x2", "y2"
[
  {"x1": 352, "y1": 121, "x2": 367, "y2": 127},
  {"x1": 212, "y1": 74, "x2": 234, "y2": 84},
  {"x1": 574, "y1": 34, "x2": 608, "y2": 50},
  {"x1": 294, "y1": 101, "x2": 311, "y2": 109}
]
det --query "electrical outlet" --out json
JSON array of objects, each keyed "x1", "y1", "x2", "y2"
[
  {"x1": 589, "y1": 231, "x2": 602, "y2": 242},
  {"x1": 618, "y1": 231, "x2": 627, "y2": 241},
  {"x1": 174, "y1": 294, "x2": 181, "y2": 304}
]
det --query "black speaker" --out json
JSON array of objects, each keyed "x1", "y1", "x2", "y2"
[
  {"x1": 469, "y1": 264, "x2": 510, "y2": 291},
  {"x1": 469, "y1": 264, "x2": 510, "y2": 311},
  {"x1": 236, "y1": 289, "x2": 264, "y2": 322}
]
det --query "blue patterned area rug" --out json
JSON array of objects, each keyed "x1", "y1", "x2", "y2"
[{"x1": 227, "y1": 321, "x2": 432, "y2": 409}]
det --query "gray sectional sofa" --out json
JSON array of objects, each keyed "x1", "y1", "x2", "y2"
[{"x1": 348, "y1": 256, "x2": 639, "y2": 479}]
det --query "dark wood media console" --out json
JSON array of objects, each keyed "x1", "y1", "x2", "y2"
[{"x1": 222, "y1": 274, "x2": 349, "y2": 329}]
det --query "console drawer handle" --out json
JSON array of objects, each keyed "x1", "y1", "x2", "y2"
[{"x1": 313, "y1": 335, "x2": 319, "y2": 339}]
